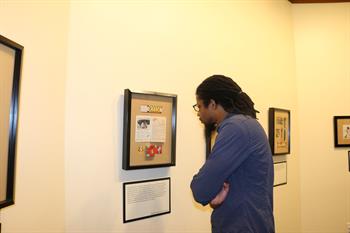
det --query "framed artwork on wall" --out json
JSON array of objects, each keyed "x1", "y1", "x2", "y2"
[
  {"x1": 122, "y1": 89, "x2": 177, "y2": 170},
  {"x1": 333, "y1": 116, "x2": 350, "y2": 147},
  {"x1": 0, "y1": 35, "x2": 23, "y2": 209},
  {"x1": 268, "y1": 108, "x2": 291, "y2": 155}
]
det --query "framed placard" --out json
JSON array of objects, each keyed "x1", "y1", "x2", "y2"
[
  {"x1": 333, "y1": 116, "x2": 350, "y2": 147},
  {"x1": 0, "y1": 35, "x2": 23, "y2": 209},
  {"x1": 348, "y1": 151, "x2": 350, "y2": 172},
  {"x1": 123, "y1": 89, "x2": 177, "y2": 170},
  {"x1": 273, "y1": 161, "x2": 287, "y2": 187},
  {"x1": 269, "y1": 108, "x2": 291, "y2": 155},
  {"x1": 123, "y1": 177, "x2": 171, "y2": 223}
]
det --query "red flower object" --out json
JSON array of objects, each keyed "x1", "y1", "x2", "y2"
[{"x1": 146, "y1": 144, "x2": 162, "y2": 157}]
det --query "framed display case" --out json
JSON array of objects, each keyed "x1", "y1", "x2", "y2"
[
  {"x1": 0, "y1": 35, "x2": 23, "y2": 209},
  {"x1": 333, "y1": 116, "x2": 350, "y2": 147},
  {"x1": 122, "y1": 89, "x2": 177, "y2": 170},
  {"x1": 269, "y1": 108, "x2": 291, "y2": 155}
]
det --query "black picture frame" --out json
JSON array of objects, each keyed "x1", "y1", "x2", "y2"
[
  {"x1": 0, "y1": 35, "x2": 23, "y2": 209},
  {"x1": 333, "y1": 116, "x2": 350, "y2": 147},
  {"x1": 122, "y1": 89, "x2": 177, "y2": 170},
  {"x1": 268, "y1": 108, "x2": 291, "y2": 155},
  {"x1": 123, "y1": 177, "x2": 171, "y2": 223},
  {"x1": 273, "y1": 161, "x2": 287, "y2": 187}
]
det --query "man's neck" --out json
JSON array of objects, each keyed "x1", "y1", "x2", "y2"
[{"x1": 215, "y1": 107, "x2": 229, "y2": 125}]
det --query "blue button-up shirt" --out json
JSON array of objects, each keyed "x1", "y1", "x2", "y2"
[{"x1": 191, "y1": 114, "x2": 275, "y2": 233}]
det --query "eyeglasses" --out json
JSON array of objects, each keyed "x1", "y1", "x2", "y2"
[{"x1": 193, "y1": 104, "x2": 199, "y2": 112}]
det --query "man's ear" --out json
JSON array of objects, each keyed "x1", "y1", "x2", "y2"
[{"x1": 209, "y1": 99, "x2": 217, "y2": 109}]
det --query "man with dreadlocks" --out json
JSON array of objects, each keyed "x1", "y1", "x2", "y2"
[{"x1": 191, "y1": 75, "x2": 275, "y2": 233}]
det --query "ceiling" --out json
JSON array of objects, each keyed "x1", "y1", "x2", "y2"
[{"x1": 289, "y1": 0, "x2": 350, "y2": 3}]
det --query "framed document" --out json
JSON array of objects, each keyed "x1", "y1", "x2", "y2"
[
  {"x1": 122, "y1": 89, "x2": 177, "y2": 170},
  {"x1": 273, "y1": 161, "x2": 287, "y2": 187},
  {"x1": 123, "y1": 177, "x2": 171, "y2": 223},
  {"x1": 348, "y1": 151, "x2": 350, "y2": 172},
  {"x1": 269, "y1": 108, "x2": 291, "y2": 155},
  {"x1": 333, "y1": 116, "x2": 350, "y2": 147},
  {"x1": 0, "y1": 35, "x2": 23, "y2": 209}
]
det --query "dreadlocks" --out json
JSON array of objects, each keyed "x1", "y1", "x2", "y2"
[{"x1": 196, "y1": 75, "x2": 259, "y2": 119}]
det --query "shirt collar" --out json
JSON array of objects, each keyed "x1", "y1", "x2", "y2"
[{"x1": 216, "y1": 113, "x2": 236, "y2": 132}]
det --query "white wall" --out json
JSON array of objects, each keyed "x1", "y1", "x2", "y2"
[
  {"x1": 7, "y1": 1, "x2": 350, "y2": 233},
  {"x1": 293, "y1": 3, "x2": 350, "y2": 233},
  {"x1": 0, "y1": 1, "x2": 69, "y2": 232},
  {"x1": 65, "y1": 1, "x2": 300, "y2": 233}
]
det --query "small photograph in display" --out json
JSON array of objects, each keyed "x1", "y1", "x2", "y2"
[{"x1": 343, "y1": 125, "x2": 350, "y2": 139}]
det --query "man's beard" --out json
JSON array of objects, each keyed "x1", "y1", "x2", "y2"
[{"x1": 204, "y1": 123, "x2": 216, "y2": 137}]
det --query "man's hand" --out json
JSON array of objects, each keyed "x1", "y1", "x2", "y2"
[{"x1": 210, "y1": 182, "x2": 230, "y2": 209}]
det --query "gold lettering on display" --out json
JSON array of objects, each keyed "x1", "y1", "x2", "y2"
[{"x1": 147, "y1": 105, "x2": 162, "y2": 113}]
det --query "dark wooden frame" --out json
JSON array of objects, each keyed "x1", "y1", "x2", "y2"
[
  {"x1": 122, "y1": 89, "x2": 177, "y2": 170},
  {"x1": 0, "y1": 35, "x2": 23, "y2": 209},
  {"x1": 269, "y1": 108, "x2": 291, "y2": 155},
  {"x1": 333, "y1": 116, "x2": 350, "y2": 147},
  {"x1": 123, "y1": 177, "x2": 171, "y2": 223}
]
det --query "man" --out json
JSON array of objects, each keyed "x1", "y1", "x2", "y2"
[{"x1": 190, "y1": 75, "x2": 275, "y2": 233}]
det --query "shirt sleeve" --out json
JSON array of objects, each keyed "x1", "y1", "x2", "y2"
[{"x1": 190, "y1": 121, "x2": 250, "y2": 205}]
